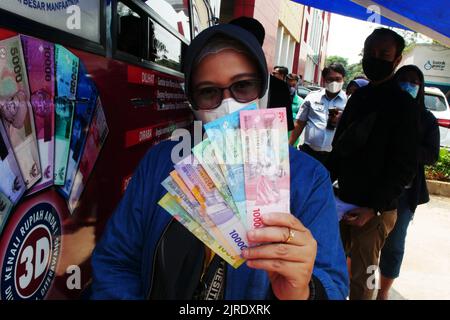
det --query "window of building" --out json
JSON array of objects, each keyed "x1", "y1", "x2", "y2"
[{"x1": 140, "y1": 0, "x2": 191, "y2": 41}]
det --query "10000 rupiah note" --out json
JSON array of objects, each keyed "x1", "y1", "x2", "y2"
[
  {"x1": 174, "y1": 155, "x2": 249, "y2": 256},
  {"x1": 54, "y1": 44, "x2": 79, "y2": 185},
  {"x1": 21, "y1": 35, "x2": 56, "y2": 193},
  {"x1": 0, "y1": 36, "x2": 41, "y2": 189},
  {"x1": 158, "y1": 193, "x2": 245, "y2": 268},
  {"x1": 240, "y1": 108, "x2": 290, "y2": 230},
  {"x1": 162, "y1": 172, "x2": 240, "y2": 259}
]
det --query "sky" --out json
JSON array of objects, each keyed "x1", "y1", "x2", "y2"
[
  {"x1": 326, "y1": 13, "x2": 379, "y2": 65},
  {"x1": 326, "y1": 13, "x2": 433, "y2": 65}
]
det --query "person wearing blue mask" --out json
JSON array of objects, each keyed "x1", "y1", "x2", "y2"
[
  {"x1": 90, "y1": 22, "x2": 348, "y2": 300},
  {"x1": 377, "y1": 65, "x2": 440, "y2": 300}
]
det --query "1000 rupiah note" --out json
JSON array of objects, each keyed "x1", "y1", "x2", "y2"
[{"x1": 240, "y1": 108, "x2": 290, "y2": 230}]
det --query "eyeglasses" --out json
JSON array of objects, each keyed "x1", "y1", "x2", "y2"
[{"x1": 192, "y1": 79, "x2": 262, "y2": 110}]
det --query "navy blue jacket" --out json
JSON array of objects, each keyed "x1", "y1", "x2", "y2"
[{"x1": 91, "y1": 140, "x2": 349, "y2": 299}]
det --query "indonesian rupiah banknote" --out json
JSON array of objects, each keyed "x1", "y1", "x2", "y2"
[
  {"x1": 240, "y1": 108, "x2": 290, "y2": 230},
  {"x1": 0, "y1": 191, "x2": 13, "y2": 235},
  {"x1": 192, "y1": 138, "x2": 238, "y2": 215},
  {"x1": 0, "y1": 121, "x2": 25, "y2": 205},
  {"x1": 158, "y1": 192, "x2": 245, "y2": 268},
  {"x1": 60, "y1": 62, "x2": 97, "y2": 198},
  {"x1": 0, "y1": 35, "x2": 41, "y2": 189},
  {"x1": 54, "y1": 44, "x2": 78, "y2": 185},
  {"x1": 204, "y1": 104, "x2": 257, "y2": 223},
  {"x1": 21, "y1": 35, "x2": 55, "y2": 193},
  {"x1": 162, "y1": 172, "x2": 239, "y2": 258},
  {"x1": 68, "y1": 98, "x2": 108, "y2": 213},
  {"x1": 174, "y1": 155, "x2": 249, "y2": 256}
]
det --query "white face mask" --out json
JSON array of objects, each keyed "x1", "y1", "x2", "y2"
[
  {"x1": 192, "y1": 98, "x2": 259, "y2": 123},
  {"x1": 325, "y1": 81, "x2": 344, "y2": 94}
]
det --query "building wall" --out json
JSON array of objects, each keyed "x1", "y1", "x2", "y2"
[
  {"x1": 400, "y1": 44, "x2": 450, "y2": 86},
  {"x1": 279, "y1": 0, "x2": 303, "y2": 42},
  {"x1": 297, "y1": 7, "x2": 330, "y2": 85},
  {"x1": 220, "y1": 1, "x2": 330, "y2": 82},
  {"x1": 253, "y1": 0, "x2": 280, "y2": 71}
]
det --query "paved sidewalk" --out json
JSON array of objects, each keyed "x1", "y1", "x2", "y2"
[{"x1": 389, "y1": 196, "x2": 450, "y2": 300}]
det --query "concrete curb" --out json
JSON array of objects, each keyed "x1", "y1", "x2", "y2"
[{"x1": 426, "y1": 180, "x2": 450, "y2": 197}]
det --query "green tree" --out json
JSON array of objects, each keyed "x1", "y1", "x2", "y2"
[
  {"x1": 325, "y1": 55, "x2": 349, "y2": 69},
  {"x1": 345, "y1": 61, "x2": 365, "y2": 86}
]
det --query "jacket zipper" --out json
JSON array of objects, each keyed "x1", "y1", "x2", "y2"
[{"x1": 146, "y1": 218, "x2": 174, "y2": 299}]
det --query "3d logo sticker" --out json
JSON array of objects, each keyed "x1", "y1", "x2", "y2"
[{"x1": 1, "y1": 202, "x2": 61, "y2": 300}]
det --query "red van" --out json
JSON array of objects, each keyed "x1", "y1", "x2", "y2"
[{"x1": 0, "y1": 0, "x2": 218, "y2": 300}]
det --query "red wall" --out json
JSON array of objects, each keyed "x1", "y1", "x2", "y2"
[{"x1": 233, "y1": 0, "x2": 280, "y2": 71}]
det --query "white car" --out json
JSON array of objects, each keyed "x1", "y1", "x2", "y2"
[{"x1": 424, "y1": 87, "x2": 450, "y2": 148}]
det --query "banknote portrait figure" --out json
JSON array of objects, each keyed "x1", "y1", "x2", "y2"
[
  {"x1": 31, "y1": 89, "x2": 52, "y2": 118},
  {"x1": 0, "y1": 90, "x2": 28, "y2": 130}
]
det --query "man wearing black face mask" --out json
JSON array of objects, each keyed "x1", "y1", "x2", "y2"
[{"x1": 327, "y1": 28, "x2": 418, "y2": 300}]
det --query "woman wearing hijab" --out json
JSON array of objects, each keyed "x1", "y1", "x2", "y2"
[
  {"x1": 91, "y1": 23, "x2": 348, "y2": 300},
  {"x1": 377, "y1": 65, "x2": 440, "y2": 300}
]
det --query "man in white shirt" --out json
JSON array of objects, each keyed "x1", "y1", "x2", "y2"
[{"x1": 289, "y1": 63, "x2": 347, "y2": 164}]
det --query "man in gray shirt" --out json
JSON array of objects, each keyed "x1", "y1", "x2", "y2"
[{"x1": 289, "y1": 63, "x2": 347, "y2": 164}]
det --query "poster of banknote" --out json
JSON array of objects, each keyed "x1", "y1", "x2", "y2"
[
  {"x1": 0, "y1": 36, "x2": 41, "y2": 189},
  {"x1": 21, "y1": 35, "x2": 56, "y2": 194},
  {"x1": 60, "y1": 63, "x2": 97, "y2": 198},
  {"x1": 54, "y1": 44, "x2": 79, "y2": 185},
  {"x1": 0, "y1": 191, "x2": 13, "y2": 236},
  {"x1": 68, "y1": 98, "x2": 108, "y2": 213},
  {"x1": 0, "y1": 121, "x2": 25, "y2": 205}
]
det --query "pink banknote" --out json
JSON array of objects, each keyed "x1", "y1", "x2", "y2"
[{"x1": 240, "y1": 108, "x2": 290, "y2": 230}]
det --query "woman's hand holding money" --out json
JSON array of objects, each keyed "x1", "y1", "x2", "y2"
[{"x1": 241, "y1": 212, "x2": 317, "y2": 300}]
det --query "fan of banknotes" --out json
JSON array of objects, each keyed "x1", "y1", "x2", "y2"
[
  {"x1": 158, "y1": 105, "x2": 290, "y2": 268},
  {"x1": 0, "y1": 34, "x2": 109, "y2": 228}
]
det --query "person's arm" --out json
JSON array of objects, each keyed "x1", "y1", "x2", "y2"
[
  {"x1": 418, "y1": 112, "x2": 440, "y2": 166},
  {"x1": 294, "y1": 161, "x2": 349, "y2": 299},
  {"x1": 289, "y1": 119, "x2": 307, "y2": 146},
  {"x1": 288, "y1": 100, "x2": 310, "y2": 146}
]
